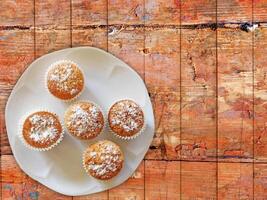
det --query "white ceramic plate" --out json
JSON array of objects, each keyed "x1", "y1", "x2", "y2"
[{"x1": 5, "y1": 47, "x2": 154, "y2": 196}]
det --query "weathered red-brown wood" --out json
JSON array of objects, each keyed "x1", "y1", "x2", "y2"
[
  {"x1": 217, "y1": 0, "x2": 252, "y2": 23},
  {"x1": 73, "y1": 192, "x2": 108, "y2": 200},
  {"x1": 181, "y1": 0, "x2": 216, "y2": 25},
  {"x1": 145, "y1": 0, "x2": 180, "y2": 25},
  {"x1": 254, "y1": 163, "x2": 267, "y2": 199},
  {"x1": 145, "y1": 160, "x2": 180, "y2": 199},
  {"x1": 1, "y1": 155, "x2": 71, "y2": 200},
  {"x1": 35, "y1": 0, "x2": 71, "y2": 58},
  {"x1": 109, "y1": 0, "x2": 144, "y2": 25},
  {"x1": 72, "y1": 0, "x2": 107, "y2": 26},
  {"x1": 254, "y1": 0, "x2": 267, "y2": 23},
  {"x1": 0, "y1": 30, "x2": 34, "y2": 155},
  {"x1": 144, "y1": 27, "x2": 180, "y2": 160},
  {"x1": 72, "y1": 28, "x2": 107, "y2": 50},
  {"x1": 217, "y1": 27, "x2": 253, "y2": 162},
  {"x1": 181, "y1": 161, "x2": 217, "y2": 199},
  {"x1": 108, "y1": 26, "x2": 144, "y2": 78},
  {"x1": 35, "y1": 0, "x2": 70, "y2": 29},
  {"x1": 109, "y1": 161, "x2": 144, "y2": 200},
  {"x1": 180, "y1": 28, "x2": 217, "y2": 161},
  {"x1": 254, "y1": 27, "x2": 267, "y2": 163},
  {"x1": 0, "y1": 0, "x2": 34, "y2": 27},
  {"x1": 218, "y1": 163, "x2": 253, "y2": 199}
]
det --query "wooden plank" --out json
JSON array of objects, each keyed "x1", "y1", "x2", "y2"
[
  {"x1": 109, "y1": 0, "x2": 144, "y2": 25},
  {"x1": 254, "y1": 27, "x2": 267, "y2": 163},
  {"x1": 0, "y1": 0, "x2": 34, "y2": 27},
  {"x1": 35, "y1": 0, "x2": 71, "y2": 57},
  {"x1": 217, "y1": 28, "x2": 253, "y2": 162},
  {"x1": 145, "y1": 0, "x2": 180, "y2": 25},
  {"x1": 181, "y1": 0, "x2": 216, "y2": 25},
  {"x1": 72, "y1": 28, "x2": 107, "y2": 50},
  {"x1": 108, "y1": 26, "x2": 144, "y2": 78},
  {"x1": 73, "y1": 192, "x2": 108, "y2": 200},
  {"x1": 72, "y1": 0, "x2": 107, "y2": 27},
  {"x1": 254, "y1": 1, "x2": 267, "y2": 22},
  {"x1": 109, "y1": 161, "x2": 144, "y2": 200},
  {"x1": 218, "y1": 163, "x2": 253, "y2": 199},
  {"x1": 254, "y1": 163, "x2": 267, "y2": 199},
  {"x1": 180, "y1": 28, "x2": 216, "y2": 161},
  {"x1": 35, "y1": 29, "x2": 71, "y2": 58},
  {"x1": 144, "y1": 27, "x2": 180, "y2": 160},
  {"x1": 145, "y1": 160, "x2": 180, "y2": 199},
  {"x1": 0, "y1": 30, "x2": 34, "y2": 155},
  {"x1": 217, "y1": 0, "x2": 252, "y2": 23},
  {"x1": 1, "y1": 155, "x2": 71, "y2": 199},
  {"x1": 35, "y1": 0, "x2": 70, "y2": 29},
  {"x1": 181, "y1": 161, "x2": 217, "y2": 199}
]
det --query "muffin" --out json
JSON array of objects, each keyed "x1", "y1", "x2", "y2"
[
  {"x1": 64, "y1": 101, "x2": 104, "y2": 140},
  {"x1": 83, "y1": 140, "x2": 124, "y2": 180},
  {"x1": 108, "y1": 99, "x2": 145, "y2": 139},
  {"x1": 20, "y1": 111, "x2": 64, "y2": 151},
  {"x1": 46, "y1": 60, "x2": 84, "y2": 101}
]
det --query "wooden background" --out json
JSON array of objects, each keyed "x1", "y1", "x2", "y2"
[{"x1": 1, "y1": 0, "x2": 267, "y2": 199}]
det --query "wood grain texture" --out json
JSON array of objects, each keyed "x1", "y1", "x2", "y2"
[
  {"x1": 109, "y1": 0, "x2": 144, "y2": 25},
  {"x1": 145, "y1": 160, "x2": 180, "y2": 200},
  {"x1": 254, "y1": 0, "x2": 267, "y2": 22},
  {"x1": 35, "y1": 0, "x2": 70, "y2": 29},
  {"x1": 217, "y1": 0, "x2": 252, "y2": 23},
  {"x1": 0, "y1": 30, "x2": 34, "y2": 155},
  {"x1": 144, "y1": 27, "x2": 180, "y2": 160},
  {"x1": 181, "y1": 28, "x2": 216, "y2": 161},
  {"x1": 1, "y1": 155, "x2": 71, "y2": 200},
  {"x1": 0, "y1": 0, "x2": 34, "y2": 27},
  {"x1": 254, "y1": 163, "x2": 267, "y2": 199},
  {"x1": 217, "y1": 28, "x2": 253, "y2": 162},
  {"x1": 109, "y1": 161, "x2": 144, "y2": 200},
  {"x1": 145, "y1": 0, "x2": 180, "y2": 25},
  {"x1": 181, "y1": 0, "x2": 216, "y2": 25},
  {"x1": 72, "y1": 0, "x2": 107, "y2": 26},
  {"x1": 35, "y1": 30, "x2": 71, "y2": 58},
  {"x1": 181, "y1": 161, "x2": 217, "y2": 199},
  {"x1": 108, "y1": 26, "x2": 144, "y2": 78},
  {"x1": 73, "y1": 192, "x2": 108, "y2": 200},
  {"x1": 218, "y1": 163, "x2": 253, "y2": 199},
  {"x1": 72, "y1": 28, "x2": 107, "y2": 50},
  {"x1": 254, "y1": 27, "x2": 267, "y2": 163}
]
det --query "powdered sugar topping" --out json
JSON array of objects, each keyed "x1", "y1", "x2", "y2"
[
  {"x1": 67, "y1": 103, "x2": 103, "y2": 136},
  {"x1": 110, "y1": 100, "x2": 143, "y2": 132},
  {"x1": 28, "y1": 113, "x2": 59, "y2": 143},
  {"x1": 85, "y1": 141, "x2": 122, "y2": 178},
  {"x1": 47, "y1": 61, "x2": 82, "y2": 95}
]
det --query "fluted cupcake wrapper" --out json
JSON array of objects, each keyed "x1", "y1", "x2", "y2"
[
  {"x1": 45, "y1": 60, "x2": 85, "y2": 103},
  {"x1": 82, "y1": 140, "x2": 124, "y2": 181},
  {"x1": 64, "y1": 100, "x2": 107, "y2": 140},
  {"x1": 18, "y1": 109, "x2": 65, "y2": 151},
  {"x1": 107, "y1": 99, "x2": 146, "y2": 140}
]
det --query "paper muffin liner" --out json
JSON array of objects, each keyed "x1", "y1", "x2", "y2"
[
  {"x1": 45, "y1": 60, "x2": 85, "y2": 103},
  {"x1": 18, "y1": 109, "x2": 65, "y2": 151},
  {"x1": 64, "y1": 100, "x2": 106, "y2": 140},
  {"x1": 107, "y1": 99, "x2": 146, "y2": 140},
  {"x1": 82, "y1": 140, "x2": 124, "y2": 181}
]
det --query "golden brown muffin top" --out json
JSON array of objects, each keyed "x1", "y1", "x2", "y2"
[
  {"x1": 22, "y1": 111, "x2": 63, "y2": 149},
  {"x1": 46, "y1": 61, "x2": 84, "y2": 100},
  {"x1": 108, "y1": 100, "x2": 144, "y2": 137},
  {"x1": 83, "y1": 140, "x2": 124, "y2": 180},
  {"x1": 64, "y1": 101, "x2": 104, "y2": 140}
]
